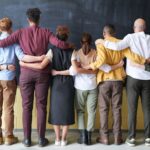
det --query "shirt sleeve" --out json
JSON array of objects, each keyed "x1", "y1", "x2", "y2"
[
  {"x1": 14, "y1": 44, "x2": 25, "y2": 60},
  {"x1": 68, "y1": 66, "x2": 77, "y2": 76},
  {"x1": 46, "y1": 49, "x2": 53, "y2": 62},
  {"x1": 0, "y1": 30, "x2": 20, "y2": 47},
  {"x1": 90, "y1": 44, "x2": 107, "y2": 70},
  {"x1": 99, "y1": 64, "x2": 112, "y2": 73},
  {"x1": 48, "y1": 30, "x2": 70, "y2": 49},
  {"x1": 71, "y1": 50, "x2": 77, "y2": 61},
  {"x1": 104, "y1": 34, "x2": 130, "y2": 51}
]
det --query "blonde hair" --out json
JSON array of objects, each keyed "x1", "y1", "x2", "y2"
[{"x1": 0, "y1": 17, "x2": 12, "y2": 31}]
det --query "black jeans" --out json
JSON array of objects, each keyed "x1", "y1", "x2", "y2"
[{"x1": 127, "y1": 76, "x2": 150, "y2": 139}]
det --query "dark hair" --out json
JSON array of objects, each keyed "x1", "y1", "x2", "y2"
[
  {"x1": 26, "y1": 8, "x2": 41, "y2": 24},
  {"x1": 57, "y1": 34, "x2": 68, "y2": 41},
  {"x1": 81, "y1": 32, "x2": 92, "y2": 45},
  {"x1": 103, "y1": 24, "x2": 116, "y2": 36}
]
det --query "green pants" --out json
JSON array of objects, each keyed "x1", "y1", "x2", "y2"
[{"x1": 75, "y1": 88, "x2": 98, "y2": 131}]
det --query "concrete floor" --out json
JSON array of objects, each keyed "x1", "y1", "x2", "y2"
[{"x1": 0, "y1": 131, "x2": 149, "y2": 150}]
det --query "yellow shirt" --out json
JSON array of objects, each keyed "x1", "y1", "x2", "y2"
[{"x1": 90, "y1": 37, "x2": 146, "y2": 84}]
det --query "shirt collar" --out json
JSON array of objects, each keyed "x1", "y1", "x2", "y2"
[{"x1": 0, "y1": 32, "x2": 10, "y2": 38}]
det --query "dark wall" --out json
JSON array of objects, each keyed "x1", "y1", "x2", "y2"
[{"x1": 0, "y1": 0, "x2": 150, "y2": 47}]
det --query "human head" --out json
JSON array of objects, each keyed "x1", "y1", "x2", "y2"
[
  {"x1": 26, "y1": 8, "x2": 41, "y2": 24},
  {"x1": 133, "y1": 18, "x2": 146, "y2": 33},
  {"x1": 0, "y1": 17, "x2": 12, "y2": 33},
  {"x1": 103, "y1": 24, "x2": 116, "y2": 38},
  {"x1": 56, "y1": 25, "x2": 69, "y2": 41},
  {"x1": 80, "y1": 32, "x2": 92, "y2": 54}
]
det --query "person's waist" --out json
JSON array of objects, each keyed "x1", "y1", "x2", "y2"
[{"x1": 21, "y1": 66, "x2": 51, "y2": 74}]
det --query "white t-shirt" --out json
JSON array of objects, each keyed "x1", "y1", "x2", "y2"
[
  {"x1": 104, "y1": 32, "x2": 150, "y2": 80},
  {"x1": 70, "y1": 50, "x2": 97, "y2": 90}
]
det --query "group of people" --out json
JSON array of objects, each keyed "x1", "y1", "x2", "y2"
[{"x1": 0, "y1": 7, "x2": 150, "y2": 148}]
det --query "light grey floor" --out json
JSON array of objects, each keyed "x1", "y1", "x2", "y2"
[{"x1": 0, "y1": 131, "x2": 149, "y2": 150}]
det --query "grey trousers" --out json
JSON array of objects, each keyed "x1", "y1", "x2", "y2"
[
  {"x1": 127, "y1": 76, "x2": 150, "y2": 139},
  {"x1": 75, "y1": 88, "x2": 98, "y2": 131},
  {"x1": 98, "y1": 81, "x2": 123, "y2": 137}
]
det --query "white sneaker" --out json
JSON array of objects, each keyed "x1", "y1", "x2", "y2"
[
  {"x1": 125, "y1": 138, "x2": 135, "y2": 147},
  {"x1": 145, "y1": 138, "x2": 150, "y2": 146},
  {"x1": 55, "y1": 140, "x2": 61, "y2": 146},
  {"x1": 61, "y1": 140, "x2": 67, "y2": 146}
]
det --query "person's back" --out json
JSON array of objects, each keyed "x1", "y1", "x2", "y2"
[
  {"x1": 0, "y1": 32, "x2": 19, "y2": 80},
  {"x1": 73, "y1": 48, "x2": 97, "y2": 90},
  {"x1": 124, "y1": 32, "x2": 150, "y2": 79}
]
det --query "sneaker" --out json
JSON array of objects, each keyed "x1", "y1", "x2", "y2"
[
  {"x1": 5, "y1": 135, "x2": 18, "y2": 145},
  {"x1": 0, "y1": 136, "x2": 3, "y2": 145},
  {"x1": 61, "y1": 140, "x2": 67, "y2": 146},
  {"x1": 55, "y1": 140, "x2": 61, "y2": 146},
  {"x1": 145, "y1": 138, "x2": 150, "y2": 146},
  {"x1": 125, "y1": 138, "x2": 135, "y2": 147}
]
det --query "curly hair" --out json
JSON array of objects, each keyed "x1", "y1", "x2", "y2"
[{"x1": 0, "y1": 17, "x2": 12, "y2": 31}]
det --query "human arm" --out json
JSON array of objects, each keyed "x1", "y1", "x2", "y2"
[
  {"x1": 123, "y1": 48, "x2": 146, "y2": 65},
  {"x1": 0, "y1": 64, "x2": 16, "y2": 71},
  {"x1": 51, "y1": 69, "x2": 70, "y2": 76},
  {"x1": 0, "y1": 30, "x2": 20, "y2": 47},
  {"x1": 129, "y1": 61, "x2": 145, "y2": 69},
  {"x1": 19, "y1": 49, "x2": 53, "y2": 69},
  {"x1": 95, "y1": 35, "x2": 130, "y2": 51},
  {"x1": 15, "y1": 44, "x2": 45, "y2": 62},
  {"x1": 49, "y1": 31, "x2": 74, "y2": 49},
  {"x1": 86, "y1": 44, "x2": 107, "y2": 70}
]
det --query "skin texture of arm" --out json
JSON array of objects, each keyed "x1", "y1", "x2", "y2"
[
  {"x1": 51, "y1": 69, "x2": 70, "y2": 76},
  {"x1": 71, "y1": 60, "x2": 97, "y2": 74},
  {"x1": 20, "y1": 57, "x2": 50, "y2": 70},
  {"x1": 111, "y1": 60, "x2": 124, "y2": 71},
  {"x1": 21, "y1": 55, "x2": 45, "y2": 63}
]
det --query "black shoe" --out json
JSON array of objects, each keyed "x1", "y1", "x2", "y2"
[
  {"x1": 77, "y1": 130, "x2": 88, "y2": 144},
  {"x1": 87, "y1": 131, "x2": 92, "y2": 145},
  {"x1": 38, "y1": 137, "x2": 49, "y2": 147},
  {"x1": 22, "y1": 138, "x2": 31, "y2": 147}
]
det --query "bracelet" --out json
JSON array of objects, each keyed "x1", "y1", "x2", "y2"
[{"x1": 6, "y1": 65, "x2": 8, "y2": 70}]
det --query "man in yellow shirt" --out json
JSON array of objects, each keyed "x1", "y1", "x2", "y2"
[{"x1": 85, "y1": 24, "x2": 150, "y2": 145}]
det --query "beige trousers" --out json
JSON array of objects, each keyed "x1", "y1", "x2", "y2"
[{"x1": 0, "y1": 79, "x2": 17, "y2": 136}]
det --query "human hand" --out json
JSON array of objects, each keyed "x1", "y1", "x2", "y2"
[
  {"x1": 117, "y1": 60, "x2": 124, "y2": 67},
  {"x1": 51, "y1": 69, "x2": 58, "y2": 76},
  {"x1": 19, "y1": 61, "x2": 25, "y2": 66},
  {"x1": 68, "y1": 43, "x2": 75, "y2": 49},
  {"x1": 8, "y1": 64, "x2": 16, "y2": 71},
  {"x1": 81, "y1": 64, "x2": 91, "y2": 69},
  {"x1": 95, "y1": 39, "x2": 105, "y2": 45},
  {"x1": 145, "y1": 58, "x2": 150, "y2": 64},
  {"x1": 38, "y1": 55, "x2": 46, "y2": 61}
]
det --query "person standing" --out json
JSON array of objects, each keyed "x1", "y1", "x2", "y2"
[
  {"x1": 0, "y1": 8, "x2": 72, "y2": 147},
  {"x1": 97, "y1": 19, "x2": 150, "y2": 146},
  {"x1": 19, "y1": 26, "x2": 75, "y2": 146},
  {"x1": 0, "y1": 17, "x2": 45, "y2": 145},
  {"x1": 85, "y1": 24, "x2": 150, "y2": 145}
]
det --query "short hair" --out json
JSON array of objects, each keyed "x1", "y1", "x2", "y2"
[
  {"x1": 26, "y1": 8, "x2": 41, "y2": 24},
  {"x1": 0, "y1": 17, "x2": 12, "y2": 31},
  {"x1": 103, "y1": 24, "x2": 116, "y2": 36},
  {"x1": 81, "y1": 32, "x2": 92, "y2": 45}
]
